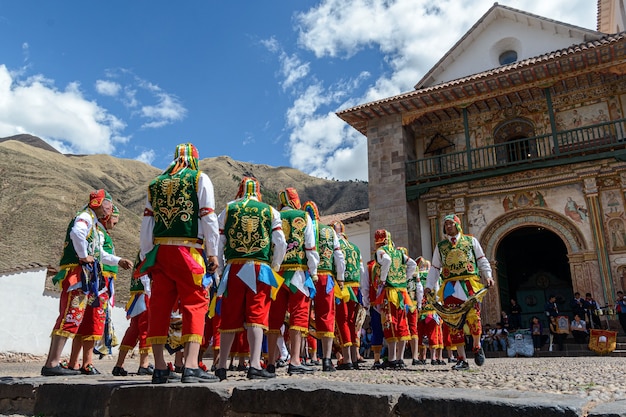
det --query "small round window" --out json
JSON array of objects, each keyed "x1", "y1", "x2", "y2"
[{"x1": 499, "y1": 50, "x2": 517, "y2": 65}]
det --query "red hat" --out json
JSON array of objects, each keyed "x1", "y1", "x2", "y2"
[
  {"x1": 89, "y1": 189, "x2": 106, "y2": 209},
  {"x1": 279, "y1": 187, "x2": 301, "y2": 210},
  {"x1": 374, "y1": 229, "x2": 388, "y2": 246}
]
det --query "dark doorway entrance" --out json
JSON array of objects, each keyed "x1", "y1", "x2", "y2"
[{"x1": 495, "y1": 226, "x2": 573, "y2": 330}]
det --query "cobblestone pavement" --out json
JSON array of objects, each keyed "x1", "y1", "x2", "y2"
[{"x1": 1, "y1": 352, "x2": 625, "y2": 406}]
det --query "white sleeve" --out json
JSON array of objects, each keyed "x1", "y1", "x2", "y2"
[
  {"x1": 473, "y1": 236, "x2": 492, "y2": 280},
  {"x1": 415, "y1": 279, "x2": 424, "y2": 309},
  {"x1": 198, "y1": 173, "x2": 219, "y2": 257},
  {"x1": 332, "y1": 231, "x2": 345, "y2": 281},
  {"x1": 376, "y1": 249, "x2": 391, "y2": 283},
  {"x1": 425, "y1": 246, "x2": 442, "y2": 290},
  {"x1": 360, "y1": 264, "x2": 370, "y2": 307},
  {"x1": 304, "y1": 215, "x2": 319, "y2": 275},
  {"x1": 270, "y1": 207, "x2": 287, "y2": 270},
  {"x1": 405, "y1": 256, "x2": 417, "y2": 281},
  {"x1": 70, "y1": 212, "x2": 93, "y2": 259},
  {"x1": 139, "y1": 195, "x2": 155, "y2": 259},
  {"x1": 217, "y1": 208, "x2": 227, "y2": 275}
]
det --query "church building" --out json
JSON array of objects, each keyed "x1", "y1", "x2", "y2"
[{"x1": 337, "y1": 1, "x2": 626, "y2": 327}]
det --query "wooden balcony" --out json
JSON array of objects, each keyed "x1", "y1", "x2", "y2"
[{"x1": 406, "y1": 119, "x2": 626, "y2": 199}]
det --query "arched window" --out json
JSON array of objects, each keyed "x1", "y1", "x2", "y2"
[
  {"x1": 493, "y1": 118, "x2": 537, "y2": 164},
  {"x1": 499, "y1": 50, "x2": 518, "y2": 65}
]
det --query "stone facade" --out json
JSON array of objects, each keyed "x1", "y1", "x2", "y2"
[{"x1": 338, "y1": 4, "x2": 626, "y2": 326}]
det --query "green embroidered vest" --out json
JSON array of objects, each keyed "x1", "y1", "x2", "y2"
[
  {"x1": 99, "y1": 224, "x2": 118, "y2": 274},
  {"x1": 438, "y1": 234, "x2": 478, "y2": 280},
  {"x1": 223, "y1": 199, "x2": 273, "y2": 263},
  {"x1": 58, "y1": 209, "x2": 99, "y2": 267},
  {"x1": 379, "y1": 244, "x2": 407, "y2": 289},
  {"x1": 317, "y1": 224, "x2": 336, "y2": 275},
  {"x1": 407, "y1": 272, "x2": 419, "y2": 302},
  {"x1": 148, "y1": 168, "x2": 200, "y2": 239},
  {"x1": 339, "y1": 237, "x2": 361, "y2": 284},
  {"x1": 280, "y1": 209, "x2": 307, "y2": 268}
]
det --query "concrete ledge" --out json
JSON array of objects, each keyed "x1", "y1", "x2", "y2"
[{"x1": 0, "y1": 377, "x2": 621, "y2": 417}]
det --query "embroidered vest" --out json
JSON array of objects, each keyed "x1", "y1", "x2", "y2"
[
  {"x1": 317, "y1": 224, "x2": 336, "y2": 275},
  {"x1": 438, "y1": 234, "x2": 478, "y2": 280},
  {"x1": 99, "y1": 224, "x2": 118, "y2": 274},
  {"x1": 148, "y1": 168, "x2": 200, "y2": 239},
  {"x1": 339, "y1": 237, "x2": 361, "y2": 284},
  {"x1": 58, "y1": 209, "x2": 99, "y2": 267},
  {"x1": 406, "y1": 272, "x2": 419, "y2": 302},
  {"x1": 223, "y1": 199, "x2": 273, "y2": 263},
  {"x1": 280, "y1": 209, "x2": 307, "y2": 269},
  {"x1": 378, "y1": 244, "x2": 407, "y2": 289}
]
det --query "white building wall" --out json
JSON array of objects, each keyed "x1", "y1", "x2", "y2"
[
  {"x1": 0, "y1": 268, "x2": 130, "y2": 356},
  {"x1": 431, "y1": 19, "x2": 590, "y2": 85}
]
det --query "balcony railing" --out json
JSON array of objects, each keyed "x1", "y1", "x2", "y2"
[{"x1": 406, "y1": 118, "x2": 626, "y2": 185}]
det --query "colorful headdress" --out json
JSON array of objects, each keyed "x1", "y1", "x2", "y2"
[
  {"x1": 112, "y1": 205, "x2": 120, "y2": 217},
  {"x1": 302, "y1": 200, "x2": 320, "y2": 222},
  {"x1": 88, "y1": 189, "x2": 112, "y2": 209},
  {"x1": 397, "y1": 246, "x2": 408, "y2": 256},
  {"x1": 164, "y1": 143, "x2": 199, "y2": 176},
  {"x1": 279, "y1": 187, "x2": 301, "y2": 210},
  {"x1": 236, "y1": 176, "x2": 262, "y2": 200},
  {"x1": 443, "y1": 214, "x2": 463, "y2": 235},
  {"x1": 374, "y1": 229, "x2": 389, "y2": 246}
]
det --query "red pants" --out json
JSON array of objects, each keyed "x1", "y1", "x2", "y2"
[
  {"x1": 306, "y1": 334, "x2": 318, "y2": 357},
  {"x1": 443, "y1": 323, "x2": 452, "y2": 348},
  {"x1": 120, "y1": 300, "x2": 151, "y2": 353},
  {"x1": 76, "y1": 274, "x2": 111, "y2": 340},
  {"x1": 219, "y1": 262, "x2": 272, "y2": 332},
  {"x1": 147, "y1": 245, "x2": 208, "y2": 345},
  {"x1": 417, "y1": 315, "x2": 443, "y2": 348},
  {"x1": 202, "y1": 313, "x2": 221, "y2": 351},
  {"x1": 336, "y1": 299, "x2": 359, "y2": 347},
  {"x1": 407, "y1": 309, "x2": 418, "y2": 337},
  {"x1": 232, "y1": 331, "x2": 250, "y2": 356},
  {"x1": 382, "y1": 300, "x2": 409, "y2": 342},
  {"x1": 52, "y1": 265, "x2": 101, "y2": 338},
  {"x1": 313, "y1": 274, "x2": 336, "y2": 337},
  {"x1": 268, "y1": 285, "x2": 310, "y2": 333}
]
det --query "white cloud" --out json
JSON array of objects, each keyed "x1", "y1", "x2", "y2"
[
  {"x1": 140, "y1": 92, "x2": 186, "y2": 129},
  {"x1": 95, "y1": 80, "x2": 121, "y2": 96},
  {"x1": 135, "y1": 149, "x2": 156, "y2": 165},
  {"x1": 280, "y1": 0, "x2": 596, "y2": 181},
  {"x1": 0, "y1": 65, "x2": 124, "y2": 154}
]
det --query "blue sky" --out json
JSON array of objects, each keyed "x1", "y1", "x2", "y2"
[{"x1": 0, "y1": 1, "x2": 596, "y2": 181}]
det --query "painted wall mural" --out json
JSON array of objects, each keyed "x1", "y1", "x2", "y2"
[
  {"x1": 601, "y1": 189, "x2": 626, "y2": 253},
  {"x1": 555, "y1": 101, "x2": 610, "y2": 131},
  {"x1": 563, "y1": 197, "x2": 588, "y2": 223},
  {"x1": 502, "y1": 191, "x2": 546, "y2": 212}
]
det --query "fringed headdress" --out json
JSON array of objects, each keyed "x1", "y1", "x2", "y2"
[
  {"x1": 279, "y1": 187, "x2": 301, "y2": 209},
  {"x1": 236, "y1": 176, "x2": 262, "y2": 200},
  {"x1": 164, "y1": 143, "x2": 199, "y2": 176}
]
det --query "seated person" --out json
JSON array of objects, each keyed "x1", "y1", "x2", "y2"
[
  {"x1": 570, "y1": 314, "x2": 588, "y2": 344},
  {"x1": 481, "y1": 324, "x2": 495, "y2": 352},
  {"x1": 493, "y1": 322, "x2": 509, "y2": 351}
]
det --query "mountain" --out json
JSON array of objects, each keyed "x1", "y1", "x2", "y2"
[{"x1": 0, "y1": 137, "x2": 368, "y2": 303}]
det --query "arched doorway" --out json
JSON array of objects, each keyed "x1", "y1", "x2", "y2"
[
  {"x1": 481, "y1": 208, "x2": 588, "y2": 328},
  {"x1": 496, "y1": 227, "x2": 573, "y2": 330}
]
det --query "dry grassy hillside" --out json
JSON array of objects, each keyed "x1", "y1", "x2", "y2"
[{"x1": 0, "y1": 137, "x2": 367, "y2": 303}]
